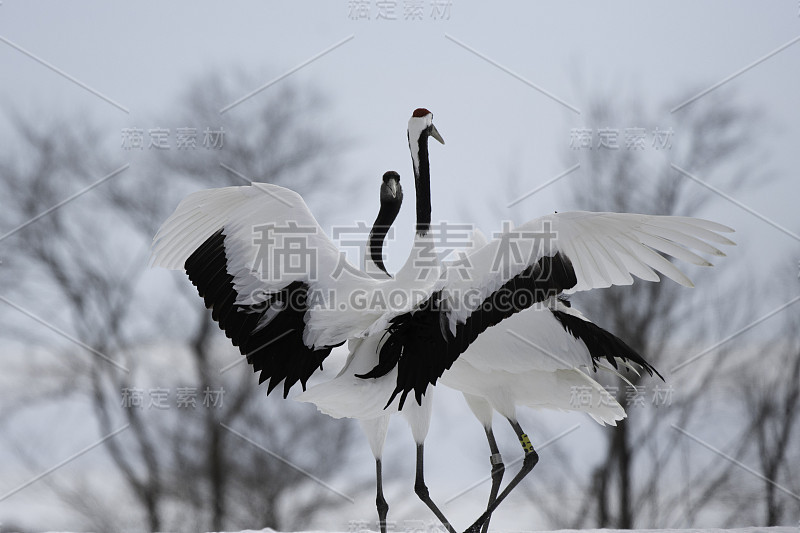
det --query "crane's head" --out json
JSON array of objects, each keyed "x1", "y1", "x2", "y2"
[
  {"x1": 381, "y1": 170, "x2": 403, "y2": 203},
  {"x1": 406, "y1": 108, "x2": 442, "y2": 238},
  {"x1": 407, "y1": 108, "x2": 445, "y2": 148}
]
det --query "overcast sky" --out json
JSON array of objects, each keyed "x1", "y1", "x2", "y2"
[
  {"x1": 2, "y1": 1, "x2": 798, "y2": 249},
  {"x1": 1, "y1": 1, "x2": 799, "y2": 531}
]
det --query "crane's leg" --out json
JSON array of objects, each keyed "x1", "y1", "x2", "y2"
[
  {"x1": 414, "y1": 442, "x2": 457, "y2": 533},
  {"x1": 481, "y1": 426, "x2": 504, "y2": 533},
  {"x1": 463, "y1": 420, "x2": 539, "y2": 533},
  {"x1": 360, "y1": 417, "x2": 390, "y2": 533},
  {"x1": 375, "y1": 458, "x2": 389, "y2": 533}
]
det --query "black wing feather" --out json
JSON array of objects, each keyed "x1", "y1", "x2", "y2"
[
  {"x1": 185, "y1": 229, "x2": 338, "y2": 397},
  {"x1": 359, "y1": 252, "x2": 579, "y2": 409},
  {"x1": 550, "y1": 310, "x2": 663, "y2": 380}
]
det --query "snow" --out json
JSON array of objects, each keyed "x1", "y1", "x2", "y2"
[
  {"x1": 194, "y1": 528, "x2": 800, "y2": 533},
  {"x1": 200, "y1": 524, "x2": 800, "y2": 533},
  {"x1": 176, "y1": 528, "x2": 800, "y2": 533},
  {"x1": 25, "y1": 524, "x2": 800, "y2": 533}
]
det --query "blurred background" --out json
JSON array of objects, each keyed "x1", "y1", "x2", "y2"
[{"x1": 1, "y1": 1, "x2": 798, "y2": 532}]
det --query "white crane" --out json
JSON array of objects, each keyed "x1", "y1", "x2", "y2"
[
  {"x1": 151, "y1": 109, "x2": 451, "y2": 531},
  {"x1": 298, "y1": 167, "x2": 464, "y2": 533},
  {"x1": 348, "y1": 109, "x2": 735, "y2": 533}
]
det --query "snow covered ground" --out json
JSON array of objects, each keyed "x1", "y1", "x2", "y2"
[
  {"x1": 201, "y1": 528, "x2": 799, "y2": 533},
  {"x1": 202, "y1": 524, "x2": 800, "y2": 533}
]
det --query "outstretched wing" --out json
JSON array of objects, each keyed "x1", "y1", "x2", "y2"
[
  {"x1": 152, "y1": 183, "x2": 380, "y2": 396},
  {"x1": 364, "y1": 211, "x2": 733, "y2": 408},
  {"x1": 443, "y1": 212, "x2": 734, "y2": 331}
]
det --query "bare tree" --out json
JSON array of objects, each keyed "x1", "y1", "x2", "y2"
[
  {"x1": 725, "y1": 263, "x2": 800, "y2": 526},
  {"x1": 561, "y1": 90, "x2": 765, "y2": 529},
  {"x1": 0, "y1": 71, "x2": 358, "y2": 532}
]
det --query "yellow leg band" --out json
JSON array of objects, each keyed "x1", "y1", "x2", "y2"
[{"x1": 519, "y1": 433, "x2": 534, "y2": 454}]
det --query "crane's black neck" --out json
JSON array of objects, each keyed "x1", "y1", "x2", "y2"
[
  {"x1": 411, "y1": 130, "x2": 432, "y2": 237},
  {"x1": 369, "y1": 199, "x2": 401, "y2": 277}
]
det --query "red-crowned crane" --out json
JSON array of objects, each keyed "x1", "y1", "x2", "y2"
[{"x1": 338, "y1": 109, "x2": 734, "y2": 533}]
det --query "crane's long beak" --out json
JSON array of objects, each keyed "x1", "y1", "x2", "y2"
[
  {"x1": 387, "y1": 178, "x2": 399, "y2": 198},
  {"x1": 430, "y1": 124, "x2": 445, "y2": 145}
]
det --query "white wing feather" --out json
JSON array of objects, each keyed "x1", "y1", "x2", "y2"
[
  {"x1": 152, "y1": 182, "x2": 441, "y2": 348},
  {"x1": 443, "y1": 212, "x2": 734, "y2": 332}
]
